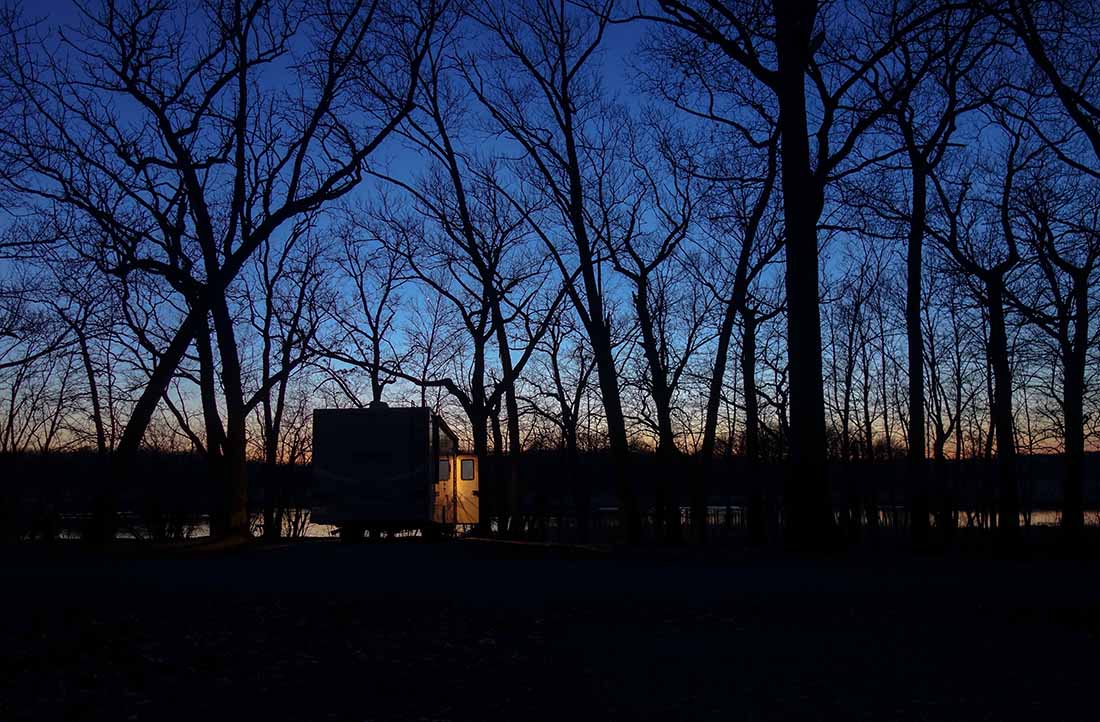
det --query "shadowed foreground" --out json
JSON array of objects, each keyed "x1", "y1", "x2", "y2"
[{"x1": 2, "y1": 541, "x2": 1099, "y2": 721}]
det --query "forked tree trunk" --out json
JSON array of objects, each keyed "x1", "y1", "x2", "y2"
[
  {"x1": 633, "y1": 277, "x2": 682, "y2": 542},
  {"x1": 89, "y1": 306, "x2": 204, "y2": 543},
  {"x1": 210, "y1": 295, "x2": 250, "y2": 539}
]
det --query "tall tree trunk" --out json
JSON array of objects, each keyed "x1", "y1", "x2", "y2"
[
  {"x1": 773, "y1": 0, "x2": 832, "y2": 549},
  {"x1": 491, "y1": 407, "x2": 504, "y2": 455},
  {"x1": 209, "y1": 294, "x2": 249, "y2": 539},
  {"x1": 702, "y1": 300, "x2": 737, "y2": 459},
  {"x1": 262, "y1": 430, "x2": 282, "y2": 540},
  {"x1": 491, "y1": 303, "x2": 524, "y2": 538},
  {"x1": 502, "y1": 383, "x2": 522, "y2": 537},
  {"x1": 471, "y1": 411, "x2": 490, "y2": 461},
  {"x1": 565, "y1": 418, "x2": 588, "y2": 543},
  {"x1": 861, "y1": 353, "x2": 874, "y2": 460},
  {"x1": 741, "y1": 312, "x2": 761, "y2": 468},
  {"x1": 1061, "y1": 281, "x2": 1088, "y2": 541},
  {"x1": 907, "y1": 165, "x2": 930, "y2": 548},
  {"x1": 741, "y1": 310, "x2": 766, "y2": 543},
  {"x1": 985, "y1": 278, "x2": 1019, "y2": 549},
  {"x1": 878, "y1": 308, "x2": 892, "y2": 460},
  {"x1": 489, "y1": 402, "x2": 505, "y2": 530},
  {"x1": 76, "y1": 330, "x2": 107, "y2": 456},
  {"x1": 470, "y1": 404, "x2": 493, "y2": 536},
  {"x1": 196, "y1": 315, "x2": 228, "y2": 537},
  {"x1": 262, "y1": 370, "x2": 288, "y2": 542},
  {"x1": 560, "y1": 90, "x2": 638, "y2": 542},
  {"x1": 698, "y1": 294, "x2": 739, "y2": 543},
  {"x1": 633, "y1": 279, "x2": 681, "y2": 542},
  {"x1": 590, "y1": 323, "x2": 638, "y2": 541}
]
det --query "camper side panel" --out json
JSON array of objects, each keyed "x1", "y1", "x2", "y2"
[{"x1": 311, "y1": 408, "x2": 430, "y2": 525}]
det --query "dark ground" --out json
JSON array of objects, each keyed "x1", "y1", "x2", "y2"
[{"x1": 2, "y1": 539, "x2": 1099, "y2": 721}]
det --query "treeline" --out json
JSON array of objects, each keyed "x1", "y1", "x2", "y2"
[
  {"x1": 6, "y1": 447, "x2": 1097, "y2": 544},
  {"x1": 1, "y1": 449, "x2": 312, "y2": 541},
  {"x1": 0, "y1": 1, "x2": 1098, "y2": 549}
]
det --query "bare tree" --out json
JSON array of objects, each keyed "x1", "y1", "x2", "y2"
[
  {"x1": 639, "y1": 15, "x2": 790, "y2": 535},
  {"x1": 600, "y1": 123, "x2": 709, "y2": 541},
  {"x1": 1005, "y1": 167, "x2": 1100, "y2": 541},
  {"x1": 990, "y1": 0, "x2": 1100, "y2": 541},
  {"x1": 461, "y1": 0, "x2": 646, "y2": 539},
  {"x1": 680, "y1": 133, "x2": 783, "y2": 541},
  {"x1": 46, "y1": 263, "x2": 116, "y2": 455},
  {"x1": 0, "y1": 277, "x2": 75, "y2": 453},
  {"x1": 885, "y1": 5, "x2": 993, "y2": 546},
  {"x1": 928, "y1": 124, "x2": 1037, "y2": 549},
  {"x1": 0, "y1": 0, "x2": 441, "y2": 538},
  {"x1": 317, "y1": 217, "x2": 411, "y2": 407},
  {"x1": 649, "y1": 0, "x2": 959, "y2": 546}
]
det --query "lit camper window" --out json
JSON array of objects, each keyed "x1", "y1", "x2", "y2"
[
  {"x1": 460, "y1": 458, "x2": 475, "y2": 480},
  {"x1": 438, "y1": 460, "x2": 450, "y2": 481}
]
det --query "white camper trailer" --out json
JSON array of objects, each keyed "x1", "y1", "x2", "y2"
[{"x1": 311, "y1": 404, "x2": 478, "y2": 540}]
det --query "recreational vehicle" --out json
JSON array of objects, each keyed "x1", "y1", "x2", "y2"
[{"x1": 311, "y1": 404, "x2": 478, "y2": 540}]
